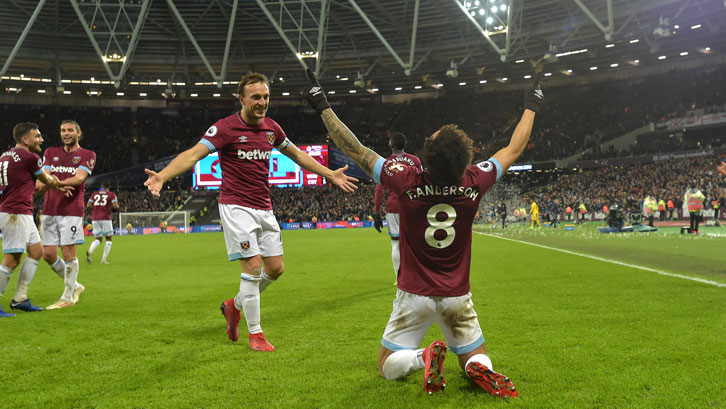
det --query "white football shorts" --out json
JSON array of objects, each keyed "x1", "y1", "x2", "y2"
[
  {"x1": 219, "y1": 203, "x2": 283, "y2": 261},
  {"x1": 40, "y1": 215, "x2": 84, "y2": 246},
  {"x1": 381, "y1": 289, "x2": 485, "y2": 355},
  {"x1": 0, "y1": 213, "x2": 41, "y2": 253},
  {"x1": 386, "y1": 213, "x2": 400, "y2": 238},
  {"x1": 91, "y1": 220, "x2": 114, "y2": 237}
]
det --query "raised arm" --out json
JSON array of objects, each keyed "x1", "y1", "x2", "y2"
[
  {"x1": 144, "y1": 143, "x2": 209, "y2": 197},
  {"x1": 302, "y1": 69, "x2": 383, "y2": 177},
  {"x1": 492, "y1": 70, "x2": 544, "y2": 171},
  {"x1": 320, "y1": 109, "x2": 382, "y2": 176},
  {"x1": 492, "y1": 111, "x2": 537, "y2": 171}
]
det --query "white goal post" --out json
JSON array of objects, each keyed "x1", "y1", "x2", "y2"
[{"x1": 118, "y1": 211, "x2": 190, "y2": 235}]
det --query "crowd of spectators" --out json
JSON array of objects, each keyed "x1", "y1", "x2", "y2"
[
  {"x1": 581, "y1": 123, "x2": 726, "y2": 159},
  {"x1": 486, "y1": 156, "x2": 725, "y2": 222},
  {"x1": 0, "y1": 104, "x2": 132, "y2": 174},
  {"x1": 3, "y1": 66, "x2": 725, "y2": 175},
  {"x1": 270, "y1": 183, "x2": 377, "y2": 223},
  {"x1": 4, "y1": 65, "x2": 726, "y2": 224}
]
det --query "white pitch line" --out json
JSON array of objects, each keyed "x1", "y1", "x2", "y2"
[{"x1": 475, "y1": 231, "x2": 726, "y2": 288}]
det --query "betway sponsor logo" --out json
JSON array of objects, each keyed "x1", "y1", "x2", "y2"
[
  {"x1": 49, "y1": 165, "x2": 78, "y2": 175},
  {"x1": 237, "y1": 149, "x2": 271, "y2": 160}
]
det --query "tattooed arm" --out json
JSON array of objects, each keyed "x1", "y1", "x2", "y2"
[
  {"x1": 320, "y1": 108, "x2": 383, "y2": 177},
  {"x1": 302, "y1": 68, "x2": 383, "y2": 177}
]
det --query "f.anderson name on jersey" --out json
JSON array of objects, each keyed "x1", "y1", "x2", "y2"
[{"x1": 404, "y1": 184, "x2": 480, "y2": 201}]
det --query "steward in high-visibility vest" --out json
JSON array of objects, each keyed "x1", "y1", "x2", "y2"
[
  {"x1": 643, "y1": 196, "x2": 658, "y2": 227},
  {"x1": 578, "y1": 203, "x2": 587, "y2": 222},
  {"x1": 565, "y1": 206, "x2": 573, "y2": 221},
  {"x1": 657, "y1": 199, "x2": 666, "y2": 221},
  {"x1": 529, "y1": 199, "x2": 542, "y2": 229},
  {"x1": 667, "y1": 199, "x2": 675, "y2": 220},
  {"x1": 684, "y1": 188, "x2": 705, "y2": 233}
]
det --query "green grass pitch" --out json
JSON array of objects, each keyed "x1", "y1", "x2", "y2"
[{"x1": 2, "y1": 224, "x2": 724, "y2": 408}]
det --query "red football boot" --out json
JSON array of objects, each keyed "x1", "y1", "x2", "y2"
[
  {"x1": 249, "y1": 332, "x2": 275, "y2": 351},
  {"x1": 219, "y1": 299, "x2": 240, "y2": 341},
  {"x1": 466, "y1": 361, "x2": 518, "y2": 398},
  {"x1": 422, "y1": 340, "x2": 447, "y2": 394}
]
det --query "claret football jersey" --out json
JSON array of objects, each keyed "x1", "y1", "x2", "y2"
[
  {"x1": 42, "y1": 146, "x2": 96, "y2": 217},
  {"x1": 88, "y1": 189, "x2": 117, "y2": 221},
  {"x1": 199, "y1": 113, "x2": 291, "y2": 211},
  {"x1": 374, "y1": 157, "x2": 503, "y2": 297},
  {"x1": 0, "y1": 147, "x2": 44, "y2": 215},
  {"x1": 375, "y1": 153, "x2": 422, "y2": 214}
]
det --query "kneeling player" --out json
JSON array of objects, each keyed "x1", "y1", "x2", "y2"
[{"x1": 303, "y1": 67, "x2": 543, "y2": 396}]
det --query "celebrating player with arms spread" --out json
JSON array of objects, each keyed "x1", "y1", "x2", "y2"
[
  {"x1": 144, "y1": 72, "x2": 357, "y2": 351},
  {"x1": 38, "y1": 120, "x2": 96, "y2": 310},
  {"x1": 303, "y1": 67, "x2": 543, "y2": 397},
  {"x1": 0, "y1": 123, "x2": 71, "y2": 317}
]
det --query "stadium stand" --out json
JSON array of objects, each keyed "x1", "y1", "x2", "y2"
[
  {"x1": 3, "y1": 66, "x2": 726, "y2": 226},
  {"x1": 486, "y1": 156, "x2": 725, "y2": 223},
  {"x1": 4, "y1": 68, "x2": 725, "y2": 173}
]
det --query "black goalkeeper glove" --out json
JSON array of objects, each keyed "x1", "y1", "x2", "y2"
[
  {"x1": 302, "y1": 68, "x2": 331, "y2": 115},
  {"x1": 523, "y1": 71, "x2": 544, "y2": 113},
  {"x1": 373, "y1": 213, "x2": 383, "y2": 233}
]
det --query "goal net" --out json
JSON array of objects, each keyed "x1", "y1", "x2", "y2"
[{"x1": 118, "y1": 211, "x2": 190, "y2": 235}]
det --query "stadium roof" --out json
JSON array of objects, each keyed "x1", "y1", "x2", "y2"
[{"x1": 1, "y1": 0, "x2": 724, "y2": 97}]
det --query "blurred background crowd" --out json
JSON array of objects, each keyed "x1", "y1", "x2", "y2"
[{"x1": 4, "y1": 66, "x2": 726, "y2": 227}]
